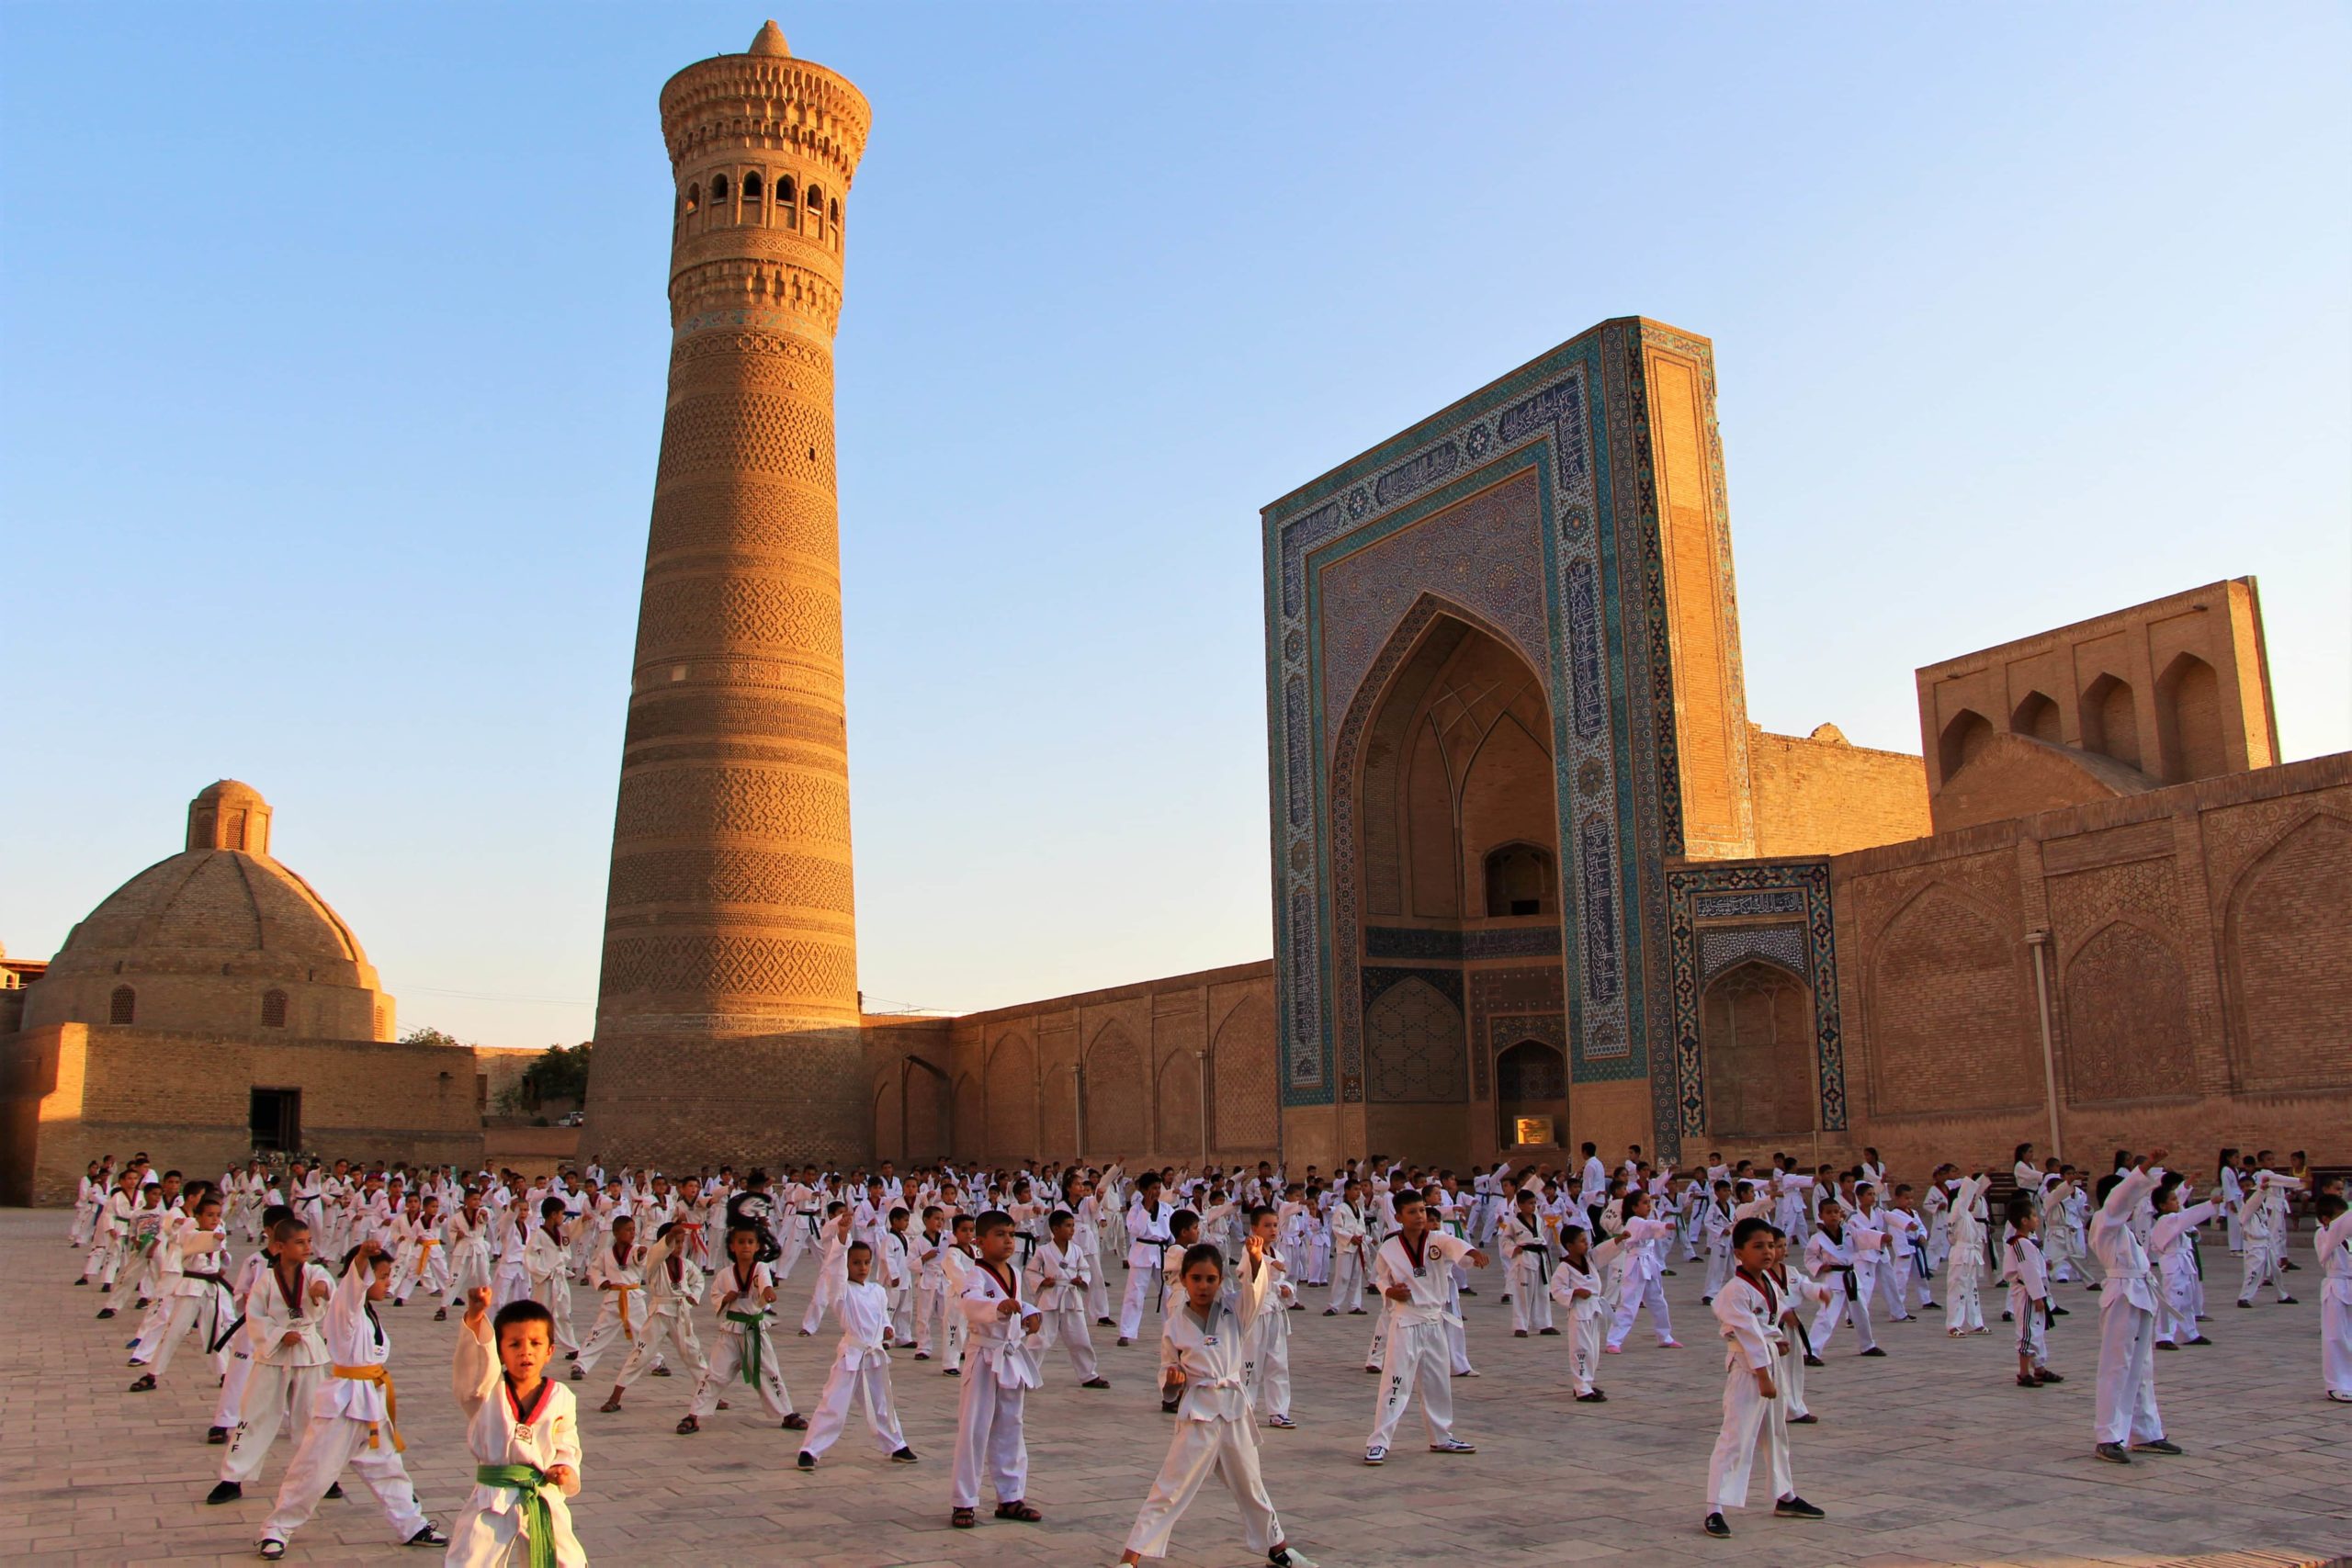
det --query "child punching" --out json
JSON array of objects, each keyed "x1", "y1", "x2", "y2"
[{"x1": 447, "y1": 1289, "x2": 584, "y2": 1567}]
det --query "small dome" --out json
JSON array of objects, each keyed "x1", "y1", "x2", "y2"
[
  {"x1": 748, "y1": 19, "x2": 789, "y2": 57},
  {"x1": 24, "y1": 784, "x2": 392, "y2": 1040}
]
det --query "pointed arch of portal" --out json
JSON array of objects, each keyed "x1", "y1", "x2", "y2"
[{"x1": 1329, "y1": 592, "x2": 1564, "y2": 1161}]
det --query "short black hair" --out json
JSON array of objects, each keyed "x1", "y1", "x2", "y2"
[
  {"x1": 974, "y1": 1210, "x2": 1014, "y2": 1238},
  {"x1": 493, "y1": 1299, "x2": 554, "y2": 1338},
  {"x1": 1731, "y1": 1216, "x2": 1772, "y2": 1248}
]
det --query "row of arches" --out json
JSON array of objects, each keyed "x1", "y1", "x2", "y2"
[
  {"x1": 1939, "y1": 650, "x2": 2228, "y2": 784},
  {"x1": 678, "y1": 169, "x2": 842, "y2": 247},
  {"x1": 1861, "y1": 809, "x2": 2349, "y2": 1115},
  {"x1": 876, "y1": 998, "x2": 1278, "y2": 1165}
]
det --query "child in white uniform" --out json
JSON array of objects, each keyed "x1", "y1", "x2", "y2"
[
  {"x1": 797, "y1": 1211, "x2": 917, "y2": 1469},
  {"x1": 1242, "y1": 1204, "x2": 1298, "y2": 1427},
  {"x1": 2089, "y1": 1151, "x2": 2175, "y2": 1464},
  {"x1": 1702, "y1": 1217, "x2": 1824, "y2": 1539},
  {"x1": 1548, "y1": 1225, "x2": 1607, "y2": 1402},
  {"x1": 1115, "y1": 1236, "x2": 1317, "y2": 1568},
  {"x1": 683, "y1": 1223, "x2": 806, "y2": 1434},
  {"x1": 209, "y1": 1214, "x2": 333, "y2": 1505},
  {"x1": 1026, "y1": 1209, "x2": 1108, "y2": 1387},
  {"x1": 950, "y1": 1211, "x2": 1045, "y2": 1529},
  {"x1": 255, "y1": 1239, "x2": 444, "y2": 1558},
  {"x1": 605, "y1": 1221, "x2": 707, "y2": 1410},
  {"x1": 1363, "y1": 1188, "x2": 1487, "y2": 1465},
  {"x1": 1500, "y1": 1190, "x2": 1556, "y2": 1337},
  {"x1": 447, "y1": 1290, "x2": 585, "y2": 1567},
  {"x1": 2313, "y1": 1190, "x2": 2351, "y2": 1403}
]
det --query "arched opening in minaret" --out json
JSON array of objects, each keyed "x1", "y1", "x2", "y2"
[{"x1": 1346, "y1": 608, "x2": 1561, "y2": 1167}]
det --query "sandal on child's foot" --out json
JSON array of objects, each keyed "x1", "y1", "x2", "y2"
[
  {"x1": 913, "y1": 1352, "x2": 930, "y2": 1360},
  {"x1": 1539, "y1": 1326, "x2": 1560, "y2": 1335},
  {"x1": 258, "y1": 1540, "x2": 287, "y2": 1561},
  {"x1": 1788, "y1": 1412, "x2": 1816, "y2": 1423},
  {"x1": 994, "y1": 1500, "x2": 1043, "y2": 1522},
  {"x1": 781, "y1": 1413, "x2": 808, "y2": 1430},
  {"x1": 2034, "y1": 1370, "x2": 2064, "y2": 1383},
  {"x1": 598, "y1": 1395, "x2": 623, "y2": 1413},
  {"x1": 129, "y1": 1373, "x2": 156, "y2": 1392},
  {"x1": 675, "y1": 1416, "x2": 699, "y2": 1435},
  {"x1": 950, "y1": 1507, "x2": 977, "y2": 1529},
  {"x1": 1081, "y1": 1377, "x2": 1110, "y2": 1389},
  {"x1": 2017, "y1": 1374, "x2": 2041, "y2": 1387},
  {"x1": 716, "y1": 1400, "x2": 731, "y2": 1409},
  {"x1": 650, "y1": 1366, "x2": 671, "y2": 1376}
]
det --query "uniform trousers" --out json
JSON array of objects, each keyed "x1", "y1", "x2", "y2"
[
  {"x1": 2092, "y1": 1295, "x2": 2165, "y2": 1446},
  {"x1": 1125, "y1": 1414, "x2": 1283, "y2": 1558},
  {"x1": 616, "y1": 1307, "x2": 704, "y2": 1389},
  {"x1": 221, "y1": 1363, "x2": 325, "y2": 1483},
  {"x1": 801, "y1": 1359, "x2": 907, "y2": 1457},
  {"x1": 260, "y1": 1412, "x2": 428, "y2": 1544},
  {"x1": 1705, "y1": 1360, "x2": 1791, "y2": 1511},
  {"x1": 949, "y1": 1367, "x2": 1028, "y2": 1508},
  {"x1": 1367, "y1": 1318, "x2": 1456, "y2": 1448}
]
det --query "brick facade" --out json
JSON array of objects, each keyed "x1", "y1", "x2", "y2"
[{"x1": 0, "y1": 1024, "x2": 481, "y2": 1207}]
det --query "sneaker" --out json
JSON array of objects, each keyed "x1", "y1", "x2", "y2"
[
  {"x1": 1363, "y1": 1445, "x2": 1388, "y2": 1465},
  {"x1": 96, "y1": 1307, "x2": 116, "y2": 1320},
  {"x1": 1266, "y1": 1413, "x2": 1296, "y2": 1428},
  {"x1": 1774, "y1": 1496, "x2": 1825, "y2": 1518},
  {"x1": 1539, "y1": 1326, "x2": 1560, "y2": 1336},
  {"x1": 1789, "y1": 1412, "x2": 1817, "y2": 1423},
  {"x1": 890, "y1": 1446, "x2": 920, "y2": 1463},
  {"x1": 2095, "y1": 1441, "x2": 2131, "y2": 1464},
  {"x1": 1080, "y1": 1376, "x2": 1110, "y2": 1389},
  {"x1": 2186, "y1": 1336, "x2": 2212, "y2": 1347},
  {"x1": 405, "y1": 1524, "x2": 448, "y2": 1547},
  {"x1": 2034, "y1": 1370, "x2": 2064, "y2": 1383},
  {"x1": 1364, "y1": 1364, "x2": 1380, "y2": 1374},
  {"x1": 796, "y1": 1451, "x2": 816, "y2": 1471},
  {"x1": 1803, "y1": 1354, "x2": 1826, "y2": 1367},
  {"x1": 2132, "y1": 1438, "x2": 2183, "y2": 1455},
  {"x1": 1323, "y1": 1307, "x2": 1339, "y2": 1316},
  {"x1": 207, "y1": 1427, "x2": 230, "y2": 1445},
  {"x1": 650, "y1": 1365, "x2": 671, "y2": 1376},
  {"x1": 1350, "y1": 1307, "x2": 1368, "y2": 1314},
  {"x1": 1859, "y1": 1347, "x2": 1886, "y2": 1358},
  {"x1": 1575, "y1": 1390, "x2": 1607, "y2": 1403},
  {"x1": 324, "y1": 1483, "x2": 344, "y2": 1500},
  {"x1": 913, "y1": 1352, "x2": 930, "y2": 1361},
  {"x1": 1430, "y1": 1437, "x2": 1476, "y2": 1454},
  {"x1": 2278, "y1": 1296, "x2": 2298, "y2": 1304},
  {"x1": 206, "y1": 1482, "x2": 243, "y2": 1505},
  {"x1": 1513, "y1": 1329, "x2": 1529, "y2": 1338},
  {"x1": 2237, "y1": 1299, "x2": 2254, "y2": 1309},
  {"x1": 1272, "y1": 1549, "x2": 1318, "y2": 1568},
  {"x1": 1703, "y1": 1511, "x2": 1731, "y2": 1538},
  {"x1": 2327, "y1": 1391, "x2": 2352, "y2": 1403}
]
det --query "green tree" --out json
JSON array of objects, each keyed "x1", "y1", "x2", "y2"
[{"x1": 516, "y1": 1043, "x2": 592, "y2": 1109}]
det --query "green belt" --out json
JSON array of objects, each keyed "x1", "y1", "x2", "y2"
[
  {"x1": 474, "y1": 1462, "x2": 555, "y2": 1568},
  {"x1": 725, "y1": 1310, "x2": 766, "y2": 1386}
]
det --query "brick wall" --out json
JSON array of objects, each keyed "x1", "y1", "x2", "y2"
[
  {"x1": 1829, "y1": 751, "x2": 2351, "y2": 1179},
  {"x1": 1749, "y1": 725, "x2": 1931, "y2": 857},
  {"x1": 0, "y1": 1023, "x2": 484, "y2": 1206},
  {"x1": 865, "y1": 962, "x2": 1278, "y2": 1170}
]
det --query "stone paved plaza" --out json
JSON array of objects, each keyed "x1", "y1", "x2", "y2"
[{"x1": 1, "y1": 1208, "x2": 2344, "y2": 1568}]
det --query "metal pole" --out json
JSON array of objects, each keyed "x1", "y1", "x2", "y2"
[
  {"x1": 2026, "y1": 931, "x2": 2064, "y2": 1162},
  {"x1": 1073, "y1": 1063, "x2": 1086, "y2": 1162},
  {"x1": 1195, "y1": 1050, "x2": 1209, "y2": 1165}
]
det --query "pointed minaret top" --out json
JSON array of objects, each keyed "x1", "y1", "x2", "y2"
[{"x1": 748, "y1": 19, "x2": 789, "y2": 57}]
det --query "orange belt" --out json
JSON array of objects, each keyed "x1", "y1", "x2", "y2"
[{"x1": 331, "y1": 1364, "x2": 403, "y2": 1450}]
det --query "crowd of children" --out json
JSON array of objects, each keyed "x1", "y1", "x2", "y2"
[{"x1": 56, "y1": 1139, "x2": 2348, "y2": 1558}]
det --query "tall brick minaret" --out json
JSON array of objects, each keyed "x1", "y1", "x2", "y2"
[{"x1": 584, "y1": 20, "x2": 872, "y2": 1170}]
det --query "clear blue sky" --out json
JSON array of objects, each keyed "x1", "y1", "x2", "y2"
[{"x1": 5, "y1": 3, "x2": 2346, "y2": 1050}]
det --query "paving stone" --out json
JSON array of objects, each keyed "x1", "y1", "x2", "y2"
[{"x1": 4, "y1": 1207, "x2": 2346, "y2": 1565}]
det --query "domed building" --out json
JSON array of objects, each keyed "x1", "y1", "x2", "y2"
[
  {"x1": 25, "y1": 781, "x2": 396, "y2": 1042},
  {"x1": 0, "y1": 784, "x2": 482, "y2": 1206}
]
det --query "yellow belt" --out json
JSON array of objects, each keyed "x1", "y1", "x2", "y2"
[
  {"x1": 332, "y1": 1364, "x2": 402, "y2": 1450},
  {"x1": 613, "y1": 1281, "x2": 639, "y2": 1335}
]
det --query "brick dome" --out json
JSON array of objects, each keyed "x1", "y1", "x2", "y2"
[{"x1": 24, "y1": 784, "x2": 394, "y2": 1041}]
